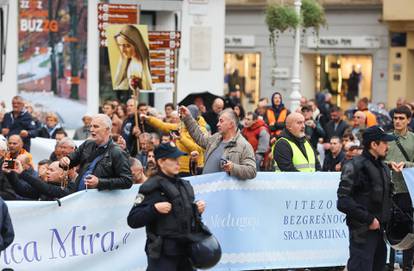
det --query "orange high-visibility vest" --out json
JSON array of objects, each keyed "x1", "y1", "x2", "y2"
[{"x1": 266, "y1": 108, "x2": 288, "y2": 136}]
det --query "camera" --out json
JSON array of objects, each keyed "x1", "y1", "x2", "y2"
[
  {"x1": 170, "y1": 130, "x2": 180, "y2": 138},
  {"x1": 5, "y1": 159, "x2": 15, "y2": 169},
  {"x1": 220, "y1": 158, "x2": 228, "y2": 167}
]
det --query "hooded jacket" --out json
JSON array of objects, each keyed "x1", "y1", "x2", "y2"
[
  {"x1": 242, "y1": 119, "x2": 270, "y2": 153},
  {"x1": 264, "y1": 92, "x2": 289, "y2": 136}
]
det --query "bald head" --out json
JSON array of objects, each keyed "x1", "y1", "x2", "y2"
[
  {"x1": 354, "y1": 111, "x2": 366, "y2": 126},
  {"x1": 286, "y1": 112, "x2": 305, "y2": 138},
  {"x1": 8, "y1": 135, "x2": 23, "y2": 156},
  {"x1": 212, "y1": 98, "x2": 224, "y2": 114}
]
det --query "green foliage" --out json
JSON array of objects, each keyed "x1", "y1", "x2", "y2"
[
  {"x1": 301, "y1": 0, "x2": 326, "y2": 30},
  {"x1": 265, "y1": 4, "x2": 300, "y2": 71},
  {"x1": 265, "y1": 4, "x2": 300, "y2": 33}
]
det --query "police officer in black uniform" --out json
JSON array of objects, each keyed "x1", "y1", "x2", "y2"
[
  {"x1": 337, "y1": 126, "x2": 396, "y2": 271},
  {"x1": 127, "y1": 142, "x2": 206, "y2": 271}
]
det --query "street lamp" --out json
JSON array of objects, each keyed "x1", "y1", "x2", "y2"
[{"x1": 290, "y1": 0, "x2": 302, "y2": 112}]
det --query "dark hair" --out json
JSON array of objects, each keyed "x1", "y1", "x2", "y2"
[
  {"x1": 364, "y1": 140, "x2": 381, "y2": 151},
  {"x1": 103, "y1": 101, "x2": 116, "y2": 110},
  {"x1": 301, "y1": 105, "x2": 312, "y2": 113},
  {"x1": 246, "y1": 111, "x2": 258, "y2": 120},
  {"x1": 233, "y1": 104, "x2": 245, "y2": 120},
  {"x1": 394, "y1": 106, "x2": 412, "y2": 119},
  {"x1": 330, "y1": 106, "x2": 341, "y2": 113},
  {"x1": 330, "y1": 136, "x2": 342, "y2": 144},
  {"x1": 112, "y1": 133, "x2": 120, "y2": 142},
  {"x1": 38, "y1": 159, "x2": 52, "y2": 166},
  {"x1": 161, "y1": 133, "x2": 171, "y2": 139},
  {"x1": 138, "y1": 102, "x2": 147, "y2": 109},
  {"x1": 342, "y1": 131, "x2": 355, "y2": 141},
  {"x1": 55, "y1": 130, "x2": 67, "y2": 136},
  {"x1": 164, "y1": 103, "x2": 175, "y2": 110}
]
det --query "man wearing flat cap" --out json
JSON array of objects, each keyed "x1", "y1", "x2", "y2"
[
  {"x1": 337, "y1": 125, "x2": 396, "y2": 271},
  {"x1": 127, "y1": 142, "x2": 206, "y2": 271}
]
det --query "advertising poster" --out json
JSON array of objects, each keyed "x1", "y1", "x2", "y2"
[
  {"x1": 18, "y1": 0, "x2": 88, "y2": 128},
  {"x1": 106, "y1": 24, "x2": 152, "y2": 92}
]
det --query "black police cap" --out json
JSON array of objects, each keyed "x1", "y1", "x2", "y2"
[
  {"x1": 154, "y1": 142, "x2": 187, "y2": 160},
  {"x1": 362, "y1": 125, "x2": 396, "y2": 147}
]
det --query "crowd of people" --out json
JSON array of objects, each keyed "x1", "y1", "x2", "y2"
[
  {"x1": 0, "y1": 92, "x2": 414, "y2": 270},
  {"x1": 0, "y1": 93, "x2": 413, "y2": 203}
]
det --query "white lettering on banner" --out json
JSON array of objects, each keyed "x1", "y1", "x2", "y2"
[
  {"x1": 3, "y1": 172, "x2": 348, "y2": 270},
  {"x1": 210, "y1": 214, "x2": 260, "y2": 231}
]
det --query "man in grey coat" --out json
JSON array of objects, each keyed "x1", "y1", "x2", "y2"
[{"x1": 180, "y1": 107, "x2": 256, "y2": 180}]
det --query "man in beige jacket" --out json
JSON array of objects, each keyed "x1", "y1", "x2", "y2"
[{"x1": 180, "y1": 106, "x2": 256, "y2": 180}]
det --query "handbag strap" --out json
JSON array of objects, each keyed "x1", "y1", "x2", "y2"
[{"x1": 395, "y1": 137, "x2": 412, "y2": 162}]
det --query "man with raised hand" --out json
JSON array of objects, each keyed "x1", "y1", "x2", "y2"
[
  {"x1": 59, "y1": 114, "x2": 132, "y2": 191},
  {"x1": 181, "y1": 106, "x2": 256, "y2": 180}
]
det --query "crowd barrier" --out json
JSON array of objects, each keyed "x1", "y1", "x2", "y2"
[{"x1": 2, "y1": 172, "x2": 350, "y2": 271}]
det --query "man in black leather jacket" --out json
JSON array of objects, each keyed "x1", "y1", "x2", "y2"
[
  {"x1": 337, "y1": 125, "x2": 396, "y2": 271},
  {"x1": 127, "y1": 142, "x2": 206, "y2": 271},
  {"x1": 60, "y1": 114, "x2": 132, "y2": 191}
]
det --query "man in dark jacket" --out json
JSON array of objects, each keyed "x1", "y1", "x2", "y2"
[
  {"x1": 0, "y1": 197, "x2": 14, "y2": 252},
  {"x1": 127, "y1": 142, "x2": 206, "y2": 271},
  {"x1": 273, "y1": 112, "x2": 321, "y2": 172},
  {"x1": 5, "y1": 160, "x2": 75, "y2": 200},
  {"x1": 2, "y1": 96, "x2": 37, "y2": 151},
  {"x1": 202, "y1": 98, "x2": 224, "y2": 134},
  {"x1": 324, "y1": 106, "x2": 349, "y2": 141},
  {"x1": 322, "y1": 136, "x2": 345, "y2": 172},
  {"x1": 337, "y1": 125, "x2": 396, "y2": 271},
  {"x1": 60, "y1": 114, "x2": 132, "y2": 191}
]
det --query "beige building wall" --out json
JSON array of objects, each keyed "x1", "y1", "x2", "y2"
[{"x1": 383, "y1": 0, "x2": 414, "y2": 107}]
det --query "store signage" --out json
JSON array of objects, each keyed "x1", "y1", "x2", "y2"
[
  {"x1": 225, "y1": 35, "x2": 255, "y2": 48},
  {"x1": 98, "y1": 3, "x2": 139, "y2": 47},
  {"x1": 272, "y1": 68, "x2": 290, "y2": 79},
  {"x1": 307, "y1": 36, "x2": 380, "y2": 49},
  {"x1": 148, "y1": 31, "x2": 181, "y2": 84}
]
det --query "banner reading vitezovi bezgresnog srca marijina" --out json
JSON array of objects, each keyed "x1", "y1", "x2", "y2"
[{"x1": 2, "y1": 172, "x2": 348, "y2": 271}]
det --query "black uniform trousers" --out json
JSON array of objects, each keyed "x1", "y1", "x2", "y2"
[
  {"x1": 147, "y1": 255, "x2": 194, "y2": 271},
  {"x1": 347, "y1": 229, "x2": 387, "y2": 271},
  {"x1": 390, "y1": 193, "x2": 414, "y2": 270}
]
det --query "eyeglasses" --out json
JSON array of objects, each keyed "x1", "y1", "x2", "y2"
[{"x1": 393, "y1": 116, "x2": 407, "y2": 120}]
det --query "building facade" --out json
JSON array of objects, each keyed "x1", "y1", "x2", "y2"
[
  {"x1": 225, "y1": 0, "x2": 389, "y2": 110},
  {"x1": 383, "y1": 0, "x2": 414, "y2": 108},
  {"x1": 0, "y1": 0, "x2": 225, "y2": 124}
]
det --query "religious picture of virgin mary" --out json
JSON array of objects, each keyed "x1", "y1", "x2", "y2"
[{"x1": 107, "y1": 24, "x2": 152, "y2": 91}]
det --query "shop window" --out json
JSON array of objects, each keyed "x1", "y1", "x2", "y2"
[
  {"x1": 315, "y1": 54, "x2": 372, "y2": 108},
  {"x1": 224, "y1": 52, "x2": 261, "y2": 112},
  {"x1": 391, "y1": 32, "x2": 407, "y2": 47}
]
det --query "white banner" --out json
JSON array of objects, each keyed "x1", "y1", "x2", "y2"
[
  {"x1": 2, "y1": 186, "x2": 147, "y2": 271},
  {"x1": 2, "y1": 172, "x2": 348, "y2": 270}
]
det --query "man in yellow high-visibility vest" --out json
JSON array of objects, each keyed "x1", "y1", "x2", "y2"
[{"x1": 273, "y1": 112, "x2": 321, "y2": 172}]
